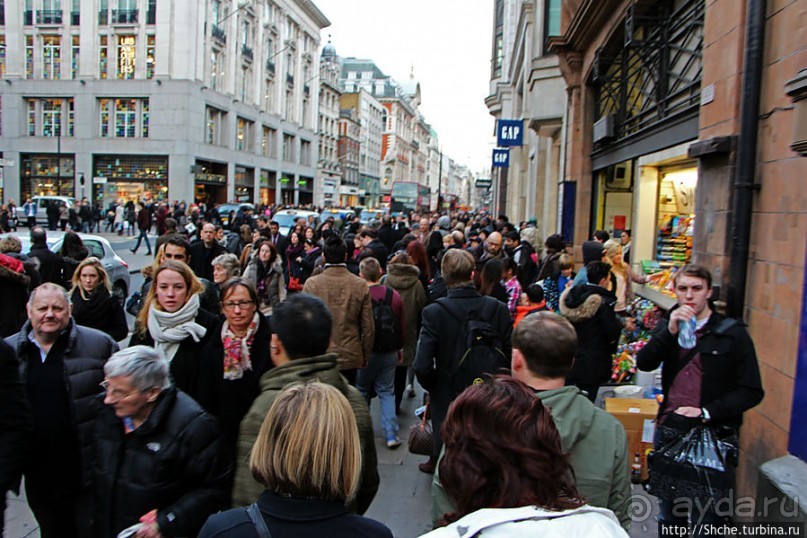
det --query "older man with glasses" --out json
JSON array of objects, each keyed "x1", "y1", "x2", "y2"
[{"x1": 94, "y1": 346, "x2": 230, "y2": 538}]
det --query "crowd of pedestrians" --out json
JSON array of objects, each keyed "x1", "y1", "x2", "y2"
[{"x1": 0, "y1": 203, "x2": 763, "y2": 538}]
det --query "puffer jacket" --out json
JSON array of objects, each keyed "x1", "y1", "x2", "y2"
[
  {"x1": 232, "y1": 353, "x2": 379, "y2": 515},
  {"x1": 559, "y1": 284, "x2": 622, "y2": 387},
  {"x1": 6, "y1": 319, "x2": 119, "y2": 490},
  {"x1": 0, "y1": 256, "x2": 31, "y2": 337},
  {"x1": 243, "y1": 256, "x2": 286, "y2": 316},
  {"x1": 93, "y1": 388, "x2": 231, "y2": 537},
  {"x1": 385, "y1": 263, "x2": 427, "y2": 366},
  {"x1": 303, "y1": 267, "x2": 374, "y2": 370}
]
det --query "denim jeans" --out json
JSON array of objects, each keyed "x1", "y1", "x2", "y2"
[
  {"x1": 357, "y1": 351, "x2": 399, "y2": 440},
  {"x1": 132, "y1": 228, "x2": 151, "y2": 253}
]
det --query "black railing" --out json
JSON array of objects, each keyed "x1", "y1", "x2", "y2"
[
  {"x1": 286, "y1": 73, "x2": 294, "y2": 86},
  {"x1": 111, "y1": 9, "x2": 138, "y2": 24},
  {"x1": 71, "y1": 10, "x2": 80, "y2": 25},
  {"x1": 24, "y1": 10, "x2": 34, "y2": 25},
  {"x1": 211, "y1": 24, "x2": 226, "y2": 42},
  {"x1": 241, "y1": 45, "x2": 253, "y2": 61},
  {"x1": 266, "y1": 60, "x2": 275, "y2": 75}
]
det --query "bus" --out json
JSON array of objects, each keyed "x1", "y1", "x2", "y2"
[{"x1": 390, "y1": 181, "x2": 431, "y2": 215}]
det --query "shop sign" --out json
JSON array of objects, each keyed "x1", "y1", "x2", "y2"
[
  {"x1": 496, "y1": 119, "x2": 523, "y2": 147},
  {"x1": 475, "y1": 177, "x2": 492, "y2": 188},
  {"x1": 236, "y1": 195, "x2": 251, "y2": 202},
  {"x1": 118, "y1": 36, "x2": 136, "y2": 78},
  {"x1": 280, "y1": 177, "x2": 292, "y2": 186},
  {"x1": 93, "y1": 177, "x2": 108, "y2": 184},
  {"x1": 492, "y1": 149, "x2": 509, "y2": 168},
  {"x1": 195, "y1": 173, "x2": 226, "y2": 185},
  {"x1": 0, "y1": 158, "x2": 15, "y2": 167}
]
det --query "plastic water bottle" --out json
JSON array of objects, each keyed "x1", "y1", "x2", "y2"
[{"x1": 678, "y1": 316, "x2": 697, "y2": 349}]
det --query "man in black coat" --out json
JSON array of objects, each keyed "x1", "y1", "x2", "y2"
[
  {"x1": 413, "y1": 249, "x2": 513, "y2": 474},
  {"x1": 636, "y1": 264, "x2": 763, "y2": 528},
  {"x1": 189, "y1": 222, "x2": 226, "y2": 282},
  {"x1": 558, "y1": 261, "x2": 622, "y2": 402},
  {"x1": 360, "y1": 229, "x2": 390, "y2": 270},
  {"x1": 28, "y1": 226, "x2": 63, "y2": 285},
  {"x1": 130, "y1": 202, "x2": 153, "y2": 255},
  {"x1": 6, "y1": 283, "x2": 119, "y2": 538},
  {"x1": 0, "y1": 339, "x2": 31, "y2": 537}
]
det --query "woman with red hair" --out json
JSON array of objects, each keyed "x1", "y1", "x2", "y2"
[{"x1": 423, "y1": 376, "x2": 628, "y2": 537}]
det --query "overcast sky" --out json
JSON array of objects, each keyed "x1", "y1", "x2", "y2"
[{"x1": 313, "y1": 0, "x2": 495, "y2": 175}]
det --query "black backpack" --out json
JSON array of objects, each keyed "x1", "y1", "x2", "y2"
[
  {"x1": 372, "y1": 286, "x2": 399, "y2": 353},
  {"x1": 436, "y1": 297, "x2": 509, "y2": 398}
]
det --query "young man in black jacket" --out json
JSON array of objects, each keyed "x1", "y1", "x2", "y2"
[
  {"x1": 558, "y1": 260, "x2": 622, "y2": 402},
  {"x1": 636, "y1": 264, "x2": 763, "y2": 530}
]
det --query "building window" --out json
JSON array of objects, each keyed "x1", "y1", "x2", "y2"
[
  {"x1": 261, "y1": 126, "x2": 276, "y2": 157},
  {"x1": 99, "y1": 98, "x2": 149, "y2": 138},
  {"x1": 210, "y1": 48, "x2": 223, "y2": 90},
  {"x1": 205, "y1": 106, "x2": 227, "y2": 146},
  {"x1": 71, "y1": 35, "x2": 79, "y2": 78},
  {"x1": 26, "y1": 36, "x2": 34, "y2": 79},
  {"x1": 40, "y1": 0, "x2": 63, "y2": 23},
  {"x1": 300, "y1": 140, "x2": 311, "y2": 166},
  {"x1": 282, "y1": 133, "x2": 294, "y2": 162},
  {"x1": 99, "y1": 35, "x2": 108, "y2": 79},
  {"x1": 146, "y1": 35, "x2": 155, "y2": 78},
  {"x1": 68, "y1": 99, "x2": 75, "y2": 136},
  {"x1": 26, "y1": 98, "x2": 75, "y2": 137},
  {"x1": 285, "y1": 89, "x2": 293, "y2": 123},
  {"x1": 117, "y1": 35, "x2": 135, "y2": 79},
  {"x1": 492, "y1": 0, "x2": 504, "y2": 78},
  {"x1": 0, "y1": 0, "x2": 4, "y2": 25},
  {"x1": 263, "y1": 79, "x2": 274, "y2": 112},
  {"x1": 240, "y1": 66, "x2": 249, "y2": 102},
  {"x1": 146, "y1": 0, "x2": 156, "y2": 24},
  {"x1": 71, "y1": 0, "x2": 80, "y2": 24},
  {"x1": 99, "y1": 0, "x2": 108, "y2": 25},
  {"x1": 236, "y1": 117, "x2": 254, "y2": 152},
  {"x1": 544, "y1": 0, "x2": 561, "y2": 39}
]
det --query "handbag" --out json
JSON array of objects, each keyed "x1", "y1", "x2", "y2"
[
  {"x1": 125, "y1": 291, "x2": 142, "y2": 316},
  {"x1": 288, "y1": 276, "x2": 303, "y2": 292},
  {"x1": 647, "y1": 421, "x2": 738, "y2": 504},
  {"x1": 408, "y1": 403, "x2": 433, "y2": 456}
]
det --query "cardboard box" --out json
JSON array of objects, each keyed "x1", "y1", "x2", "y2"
[{"x1": 605, "y1": 397, "x2": 659, "y2": 480}]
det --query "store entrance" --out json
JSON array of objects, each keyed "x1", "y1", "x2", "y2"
[{"x1": 195, "y1": 184, "x2": 227, "y2": 205}]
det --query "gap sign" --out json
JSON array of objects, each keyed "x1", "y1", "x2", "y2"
[
  {"x1": 497, "y1": 119, "x2": 523, "y2": 147},
  {"x1": 492, "y1": 148, "x2": 510, "y2": 168}
]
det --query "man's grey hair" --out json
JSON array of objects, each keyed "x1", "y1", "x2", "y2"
[
  {"x1": 30, "y1": 226, "x2": 47, "y2": 245},
  {"x1": 28, "y1": 282, "x2": 71, "y2": 308},
  {"x1": 211, "y1": 253, "x2": 241, "y2": 278},
  {"x1": 104, "y1": 346, "x2": 172, "y2": 391}
]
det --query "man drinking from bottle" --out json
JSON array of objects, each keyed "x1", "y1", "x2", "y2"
[{"x1": 637, "y1": 265, "x2": 763, "y2": 536}]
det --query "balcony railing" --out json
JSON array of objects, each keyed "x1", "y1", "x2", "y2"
[
  {"x1": 37, "y1": 10, "x2": 64, "y2": 24},
  {"x1": 111, "y1": 9, "x2": 138, "y2": 24},
  {"x1": 286, "y1": 73, "x2": 294, "y2": 86},
  {"x1": 266, "y1": 60, "x2": 275, "y2": 75},
  {"x1": 241, "y1": 44, "x2": 253, "y2": 61},
  {"x1": 211, "y1": 24, "x2": 226, "y2": 42},
  {"x1": 71, "y1": 10, "x2": 80, "y2": 25}
]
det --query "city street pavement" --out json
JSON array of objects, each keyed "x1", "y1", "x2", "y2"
[{"x1": 3, "y1": 227, "x2": 659, "y2": 537}]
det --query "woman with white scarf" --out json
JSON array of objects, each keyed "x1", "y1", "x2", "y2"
[
  {"x1": 129, "y1": 260, "x2": 219, "y2": 405},
  {"x1": 197, "y1": 278, "x2": 273, "y2": 471}
]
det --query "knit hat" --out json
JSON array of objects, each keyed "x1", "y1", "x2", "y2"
[{"x1": 437, "y1": 216, "x2": 451, "y2": 230}]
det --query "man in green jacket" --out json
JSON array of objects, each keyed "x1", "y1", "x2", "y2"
[
  {"x1": 232, "y1": 293, "x2": 380, "y2": 514},
  {"x1": 431, "y1": 311, "x2": 632, "y2": 529}
]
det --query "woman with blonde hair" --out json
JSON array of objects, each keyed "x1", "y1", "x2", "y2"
[
  {"x1": 70, "y1": 257, "x2": 128, "y2": 341},
  {"x1": 199, "y1": 382, "x2": 392, "y2": 537},
  {"x1": 129, "y1": 260, "x2": 219, "y2": 402},
  {"x1": 602, "y1": 238, "x2": 654, "y2": 315}
]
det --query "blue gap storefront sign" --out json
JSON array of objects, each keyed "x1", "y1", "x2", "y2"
[
  {"x1": 492, "y1": 149, "x2": 510, "y2": 168},
  {"x1": 497, "y1": 119, "x2": 523, "y2": 147}
]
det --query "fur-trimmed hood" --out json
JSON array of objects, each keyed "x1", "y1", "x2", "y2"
[
  {"x1": 385, "y1": 262, "x2": 420, "y2": 290},
  {"x1": 559, "y1": 284, "x2": 615, "y2": 323}
]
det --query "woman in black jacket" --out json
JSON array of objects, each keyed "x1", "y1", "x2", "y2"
[
  {"x1": 59, "y1": 230, "x2": 89, "y2": 288},
  {"x1": 94, "y1": 346, "x2": 230, "y2": 538},
  {"x1": 129, "y1": 260, "x2": 219, "y2": 403},
  {"x1": 69, "y1": 257, "x2": 128, "y2": 342}
]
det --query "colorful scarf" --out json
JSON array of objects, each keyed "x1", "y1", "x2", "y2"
[{"x1": 221, "y1": 312, "x2": 260, "y2": 380}]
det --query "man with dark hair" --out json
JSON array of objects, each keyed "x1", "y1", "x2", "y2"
[
  {"x1": 593, "y1": 229, "x2": 610, "y2": 243},
  {"x1": 431, "y1": 311, "x2": 631, "y2": 528},
  {"x1": 573, "y1": 240, "x2": 606, "y2": 286},
  {"x1": 360, "y1": 229, "x2": 390, "y2": 270},
  {"x1": 232, "y1": 293, "x2": 379, "y2": 513},
  {"x1": 189, "y1": 222, "x2": 226, "y2": 281},
  {"x1": 637, "y1": 265, "x2": 763, "y2": 529},
  {"x1": 155, "y1": 217, "x2": 180, "y2": 256},
  {"x1": 28, "y1": 226, "x2": 63, "y2": 285},
  {"x1": 303, "y1": 236, "x2": 375, "y2": 385},
  {"x1": 559, "y1": 260, "x2": 622, "y2": 402},
  {"x1": 129, "y1": 202, "x2": 153, "y2": 255},
  {"x1": 414, "y1": 248, "x2": 513, "y2": 474},
  {"x1": 504, "y1": 229, "x2": 537, "y2": 288}
]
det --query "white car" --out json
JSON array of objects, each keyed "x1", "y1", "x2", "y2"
[{"x1": 273, "y1": 209, "x2": 321, "y2": 236}]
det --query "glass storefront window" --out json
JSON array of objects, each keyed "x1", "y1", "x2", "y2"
[
  {"x1": 26, "y1": 35, "x2": 34, "y2": 79},
  {"x1": 99, "y1": 35, "x2": 108, "y2": 79},
  {"x1": 43, "y1": 35, "x2": 61, "y2": 79},
  {"x1": 21, "y1": 154, "x2": 76, "y2": 197},
  {"x1": 115, "y1": 99, "x2": 137, "y2": 137},
  {"x1": 146, "y1": 35, "x2": 155, "y2": 79}
]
